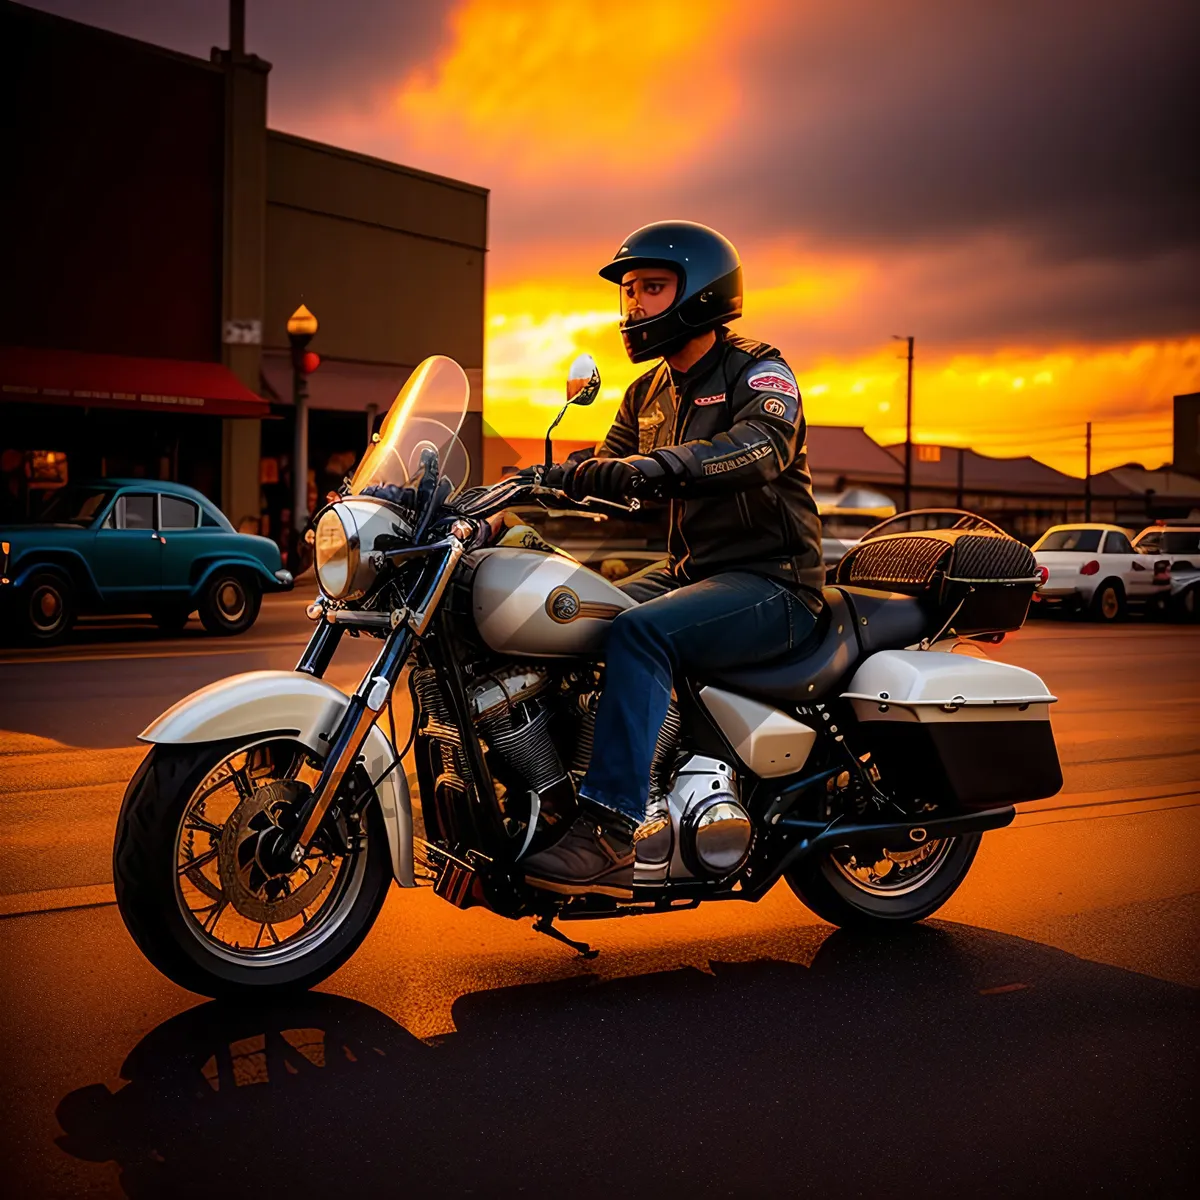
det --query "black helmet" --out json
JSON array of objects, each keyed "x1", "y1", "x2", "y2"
[{"x1": 599, "y1": 220, "x2": 743, "y2": 363}]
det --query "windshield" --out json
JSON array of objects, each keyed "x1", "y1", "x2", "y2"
[
  {"x1": 350, "y1": 356, "x2": 471, "y2": 497},
  {"x1": 38, "y1": 486, "x2": 114, "y2": 525},
  {"x1": 1138, "y1": 530, "x2": 1200, "y2": 555},
  {"x1": 1036, "y1": 529, "x2": 1102, "y2": 552}
]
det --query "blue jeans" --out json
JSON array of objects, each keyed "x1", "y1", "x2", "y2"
[{"x1": 580, "y1": 568, "x2": 820, "y2": 822}]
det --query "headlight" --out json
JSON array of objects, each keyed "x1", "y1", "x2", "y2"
[{"x1": 315, "y1": 508, "x2": 357, "y2": 599}]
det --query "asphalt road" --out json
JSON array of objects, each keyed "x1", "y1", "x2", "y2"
[{"x1": 0, "y1": 599, "x2": 1197, "y2": 1197}]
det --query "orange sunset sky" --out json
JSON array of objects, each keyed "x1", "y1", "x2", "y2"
[{"x1": 33, "y1": 0, "x2": 1200, "y2": 475}]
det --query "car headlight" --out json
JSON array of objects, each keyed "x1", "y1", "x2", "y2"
[{"x1": 315, "y1": 508, "x2": 357, "y2": 599}]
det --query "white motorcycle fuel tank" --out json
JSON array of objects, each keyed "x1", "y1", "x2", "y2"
[{"x1": 467, "y1": 547, "x2": 635, "y2": 656}]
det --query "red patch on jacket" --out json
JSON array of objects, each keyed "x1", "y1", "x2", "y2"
[
  {"x1": 747, "y1": 371, "x2": 799, "y2": 399},
  {"x1": 693, "y1": 392, "x2": 725, "y2": 406}
]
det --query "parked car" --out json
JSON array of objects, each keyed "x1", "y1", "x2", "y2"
[
  {"x1": 1031, "y1": 523, "x2": 1166, "y2": 621},
  {"x1": 1162, "y1": 565, "x2": 1200, "y2": 621},
  {"x1": 0, "y1": 480, "x2": 293, "y2": 643},
  {"x1": 1132, "y1": 524, "x2": 1200, "y2": 567},
  {"x1": 1133, "y1": 525, "x2": 1200, "y2": 619}
]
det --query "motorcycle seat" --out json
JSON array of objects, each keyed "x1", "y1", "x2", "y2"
[{"x1": 708, "y1": 586, "x2": 928, "y2": 704}]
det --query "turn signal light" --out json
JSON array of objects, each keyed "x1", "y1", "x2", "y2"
[
  {"x1": 1035, "y1": 565, "x2": 1049, "y2": 586},
  {"x1": 1079, "y1": 560, "x2": 1100, "y2": 575}
]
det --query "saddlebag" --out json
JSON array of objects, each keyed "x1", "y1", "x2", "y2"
[
  {"x1": 834, "y1": 529, "x2": 1038, "y2": 637},
  {"x1": 843, "y1": 649, "x2": 1062, "y2": 810}
]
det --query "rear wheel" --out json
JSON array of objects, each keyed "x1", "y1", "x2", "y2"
[
  {"x1": 113, "y1": 737, "x2": 393, "y2": 997},
  {"x1": 1089, "y1": 579, "x2": 1125, "y2": 622},
  {"x1": 786, "y1": 832, "x2": 981, "y2": 928},
  {"x1": 199, "y1": 571, "x2": 261, "y2": 635},
  {"x1": 22, "y1": 569, "x2": 76, "y2": 644}
]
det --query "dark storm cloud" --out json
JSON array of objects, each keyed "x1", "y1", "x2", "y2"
[
  {"x1": 492, "y1": 0, "x2": 1199, "y2": 345},
  {"x1": 709, "y1": 0, "x2": 1199, "y2": 262}
]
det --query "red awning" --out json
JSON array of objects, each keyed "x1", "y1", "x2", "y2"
[{"x1": 0, "y1": 346, "x2": 270, "y2": 418}]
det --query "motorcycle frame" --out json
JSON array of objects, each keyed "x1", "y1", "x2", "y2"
[{"x1": 290, "y1": 548, "x2": 1015, "y2": 920}]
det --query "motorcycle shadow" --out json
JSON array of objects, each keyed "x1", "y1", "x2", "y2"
[{"x1": 55, "y1": 922, "x2": 1197, "y2": 1199}]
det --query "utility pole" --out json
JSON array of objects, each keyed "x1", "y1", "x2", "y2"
[
  {"x1": 1084, "y1": 421, "x2": 1093, "y2": 521},
  {"x1": 893, "y1": 335, "x2": 915, "y2": 511}
]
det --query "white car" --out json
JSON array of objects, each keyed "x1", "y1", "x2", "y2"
[
  {"x1": 1132, "y1": 524, "x2": 1200, "y2": 568},
  {"x1": 1032, "y1": 523, "x2": 1167, "y2": 621}
]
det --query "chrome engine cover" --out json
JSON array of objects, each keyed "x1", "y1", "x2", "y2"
[{"x1": 664, "y1": 756, "x2": 752, "y2": 881}]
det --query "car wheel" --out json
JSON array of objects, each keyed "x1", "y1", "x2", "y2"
[
  {"x1": 152, "y1": 605, "x2": 192, "y2": 635},
  {"x1": 198, "y1": 572, "x2": 261, "y2": 636},
  {"x1": 1089, "y1": 578, "x2": 1126, "y2": 622},
  {"x1": 23, "y1": 570, "x2": 76, "y2": 644}
]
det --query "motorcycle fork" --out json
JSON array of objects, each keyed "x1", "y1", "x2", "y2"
[{"x1": 271, "y1": 553, "x2": 451, "y2": 869}]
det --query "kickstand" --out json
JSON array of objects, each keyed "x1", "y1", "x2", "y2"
[{"x1": 533, "y1": 914, "x2": 599, "y2": 959}]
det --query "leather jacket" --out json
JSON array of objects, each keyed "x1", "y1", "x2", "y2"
[{"x1": 597, "y1": 328, "x2": 825, "y2": 598}]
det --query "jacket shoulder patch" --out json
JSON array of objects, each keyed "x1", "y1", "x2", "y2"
[{"x1": 746, "y1": 362, "x2": 799, "y2": 399}]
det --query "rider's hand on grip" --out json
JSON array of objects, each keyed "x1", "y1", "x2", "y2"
[{"x1": 568, "y1": 456, "x2": 643, "y2": 501}]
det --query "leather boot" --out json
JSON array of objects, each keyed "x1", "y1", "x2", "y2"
[{"x1": 523, "y1": 802, "x2": 637, "y2": 898}]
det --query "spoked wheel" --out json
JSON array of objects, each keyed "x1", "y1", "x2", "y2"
[
  {"x1": 114, "y1": 737, "x2": 392, "y2": 997},
  {"x1": 786, "y1": 832, "x2": 981, "y2": 929}
]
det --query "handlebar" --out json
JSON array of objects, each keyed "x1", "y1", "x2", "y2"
[{"x1": 457, "y1": 474, "x2": 641, "y2": 517}]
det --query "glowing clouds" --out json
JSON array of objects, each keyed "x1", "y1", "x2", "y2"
[{"x1": 392, "y1": 0, "x2": 746, "y2": 177}]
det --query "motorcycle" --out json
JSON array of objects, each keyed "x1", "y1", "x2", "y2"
[{"x1": 114, "y1": 353, "x2": 1063, "y2": 996}]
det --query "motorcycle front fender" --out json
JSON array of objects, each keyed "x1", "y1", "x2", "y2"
[{"x1": 140, "y1": 669, "x2": 415, "y2": 887}]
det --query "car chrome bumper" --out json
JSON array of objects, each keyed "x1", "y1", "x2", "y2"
[{"x1": 272, "y1": 569, "x2": 295, "y2": 591}]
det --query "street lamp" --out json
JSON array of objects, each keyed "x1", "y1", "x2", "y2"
[{"x1": 287, "y1": 304, "x2": 319, "y2": 565}]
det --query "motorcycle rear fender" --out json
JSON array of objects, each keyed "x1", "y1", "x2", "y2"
[{"x1": 139, "y1": 669, "x2": 415, "y2": 887}]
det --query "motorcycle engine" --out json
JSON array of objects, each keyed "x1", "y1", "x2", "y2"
[
  {"x1": 468, "y1": 666, "x2": 567, "y2": 797},
  {"x1": 670, "y1": 756, "x2": 753, "y2": 880}
]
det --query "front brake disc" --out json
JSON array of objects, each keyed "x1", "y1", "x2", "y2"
[{"x1": 217, "y1": 781, "x2": 336, "y2": 923}]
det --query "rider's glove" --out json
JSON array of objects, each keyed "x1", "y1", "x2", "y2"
[{"x1": 568, "y1": 456, "x2": 646, "y2": 501}]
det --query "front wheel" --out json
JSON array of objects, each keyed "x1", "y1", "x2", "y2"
[
  {"x1": 113, "y1": 738, "x2": 393, "y2": 997},
  {"x1": 786, "y1": 832, "x2": 981, "y2": 928}
]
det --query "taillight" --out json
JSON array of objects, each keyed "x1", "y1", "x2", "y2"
[
  {"x1": 1079, "y1": 560, "x2": 1100, "y2": 576},
  {"x1": 1036, "y1": 565, "x2": 1049, "y2": 587}
]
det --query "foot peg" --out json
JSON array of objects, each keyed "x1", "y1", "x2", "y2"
[{"x1": 533, "y1": 914, "x2": 598, "y2": 959}]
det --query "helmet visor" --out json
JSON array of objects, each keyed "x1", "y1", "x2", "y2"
[{"x1": 617, "y1": 266, "x2": 680, "y2": 324}]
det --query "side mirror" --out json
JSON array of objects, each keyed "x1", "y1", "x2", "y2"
[
  {"x1": 546, "y1": 352, "x2": 602, "y2": 470},
  {"x1": 566, "y1": 353, "x2": 601, "y2": 406}
]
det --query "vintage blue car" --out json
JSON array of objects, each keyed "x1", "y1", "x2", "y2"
[{"x1": 0, "y1": 480, "x2": 293, "y2": 642}]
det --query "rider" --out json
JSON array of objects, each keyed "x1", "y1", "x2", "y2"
[{"x1": 522, "y1": 220, "x2": 825, "y2": 896}]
